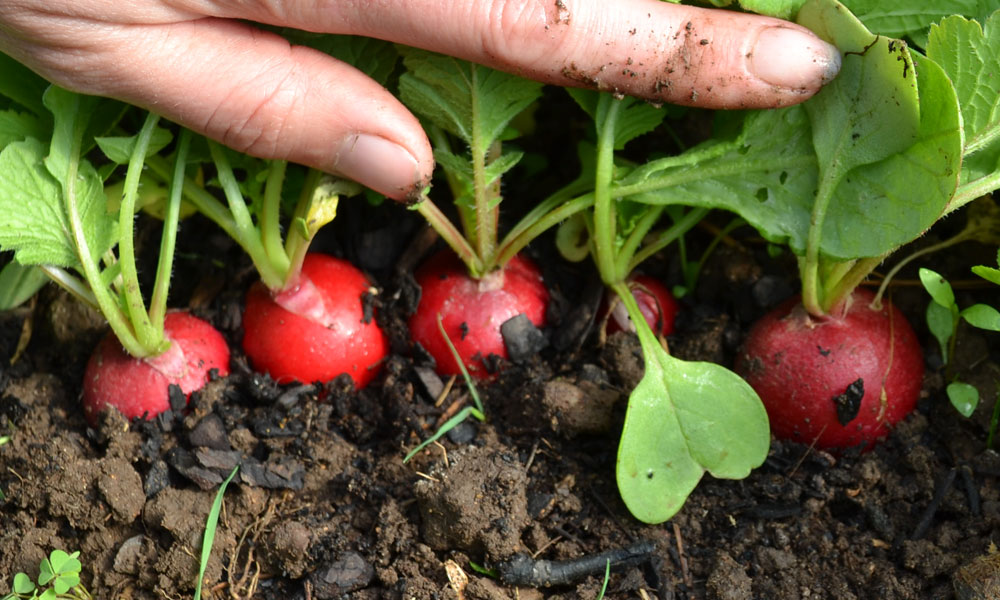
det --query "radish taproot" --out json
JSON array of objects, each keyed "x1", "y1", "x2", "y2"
[
  {"x1": 243, "y1": 253, "x2": 388, "y2": 388},
  {"x1": 735, "y1": 288, "x2": 923, "y2": 450},
  {"x1": 409, "y1": 250, "x2": 548, "y2": 377},
  {"x1": 83, "y1": 311, "x2": 230, "y2": 426}
]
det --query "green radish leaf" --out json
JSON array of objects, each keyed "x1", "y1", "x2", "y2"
[
  {"x1": 96, "y1": 127, "x2": 175, "y2": 164},
  {"x1": 920, "y1": 267, "x2": 956, "y2": 307},
  {"x1": 799, "y1": 0, "x2": 920, "y2": 179},
  {"x1": 735, "y1": 0, "x2": 805, "y2": 19},
  {"x1": 973, "y1": 263, "x2": 1000, "y2": 285},
  {"x1": 281, "y1": 33, "x2": 399, "y2": 85},
  {"x1": 616, "y1": 300, "x2": 769, "y2": 523},
  {"x1": 840, "y1": 0, "x2": 983, "y2": 41},
  {"x1": 483, "y1": 150, "x2": 524, "y2": 189},
  {"x1": 0, "y1": 138, "x2": 111, "y2": 268},
  {"x1": 947, "y1": 381, "x2": 980, "y2": 417},
  {"x1": 398, "y1": 49, "x2": 542, "y2": 156},
  {"x1": 0, "y1": 109, "x2": 46, "y2": 150},
  {"x1": 0, "y1": 260, "x2": 48, "y2": 310},
  {"x1": 567, "y1": 89, "x2": 667, "y2": 150},
  {"x1": 927, "y1": 11, "x2": 1000, "y2": 188},
  {"x1": 625, "y1": 1, "x2": 962, "y2": 262},
  {"x1": 0, "y1": 52, "x2": 50, "y2": 117},
  {"x1": 962, "y1": 303, "x2": 1000, "y2": 331},
  {"x1": 926, "y1": 300, "x2": 957, "y2": 363}
]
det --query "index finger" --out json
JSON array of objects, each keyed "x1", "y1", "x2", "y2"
[{"x1": 193, "y1": 0, "x2": 841, "y2": 109}]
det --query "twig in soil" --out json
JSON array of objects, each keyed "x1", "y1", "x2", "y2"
[
  {"x1": 498, "y1": 540, "x2": 655, "y2": 588},
  {"x1": 435, "y1": 375, "x2": 457, "y2": 408},
  {"x1": 672, "y1": 522, "x2": 692, "y2": 589},
  {"x1": 433, "y1": 440, "x2": 450, "y2": 468},
  {"x1": 524, "y1": 440, "x2": 541, "y2": 472},
  {"x1": 911, "y1": 467, "x2": 957, "y2": 540},
  {"x1": 531, "y1": 535, "x2": 563, "y2": 559}
]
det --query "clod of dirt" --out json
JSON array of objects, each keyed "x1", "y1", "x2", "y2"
[
  {"x1": 263, "y1": 520, "x2": 312, "y2": 578},
  {"x1": 309, "y1": 551, "x2": 375, "y2": 598},
  {"x1": 415, "y1": 445, "x2": 530, "y2": 559},
  {"x1": 706, "y1": 552, "x2": 753, "y2": 600},
  {"x1": 501, "y1": 313, "x2": 549, "y2": 363},
  {"x1": 97, "y1": 457, "x2": 145, "y2": 523},
  {"x1": 601, "y1": 331, "x2": 644, "y2": 389},
  {"x1": 542, "y1": 378, "x2": 618, "y2": 436},
  {"x1": 188, "y1": 413, "x2": 231, "y2": 449}
]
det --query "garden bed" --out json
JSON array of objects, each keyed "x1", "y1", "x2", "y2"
[{"x1": 1, "y1": 201, "x2": 998, "y2": 600}]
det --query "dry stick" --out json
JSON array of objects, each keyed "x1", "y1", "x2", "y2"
[
  {"x1": 911, "y1": 467, "x2": 958, "y2": 540},
  {"x1": 672, "y1": 522, "x2": 692, "y2": 589}
]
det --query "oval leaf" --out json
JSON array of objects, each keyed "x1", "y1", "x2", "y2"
[
  {"x1": 947, "y1": 381, "x2": 979, "y2": 417},
  {"x1": 617, "y1": 323, "x2": 769, "y2": 524}
]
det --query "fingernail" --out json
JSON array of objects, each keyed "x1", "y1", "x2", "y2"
[
  {"x1": 333, "y1": 134, "x2": 421, "y2": 200},
  {"x1": 750, "y1": 27, "x2": 841, "y2": 90}
]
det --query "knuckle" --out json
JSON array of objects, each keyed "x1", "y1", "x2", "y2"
[
  {"x1": 478, "y1": 0, "x2": 563, "y2": 68},
  {"x1": 204, "y1": 62, "x2": 306, "y2": 159}
]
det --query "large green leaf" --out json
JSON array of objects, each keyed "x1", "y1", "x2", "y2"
[
  {"x1": 617, "y1": 311, "x2": 770, "y2": 524},
  {"x1": 398, "y1": 49, "x2": 542, "y2": 156},
  {"x1": 619, "y1": 1, "x2": 961, "y2": 262},
  {"x1": 618, "y1": 107, "x2": 818, "y2": 254},
  {"x1": 928, "y1": 11, "x2": 1000, "y2": 186},
  {"x1": 840, "y1": 0, "x2": 983, "y2": 40},
  {"x1": 0, "y1": 139, "x2": 115, "y2": 269}
]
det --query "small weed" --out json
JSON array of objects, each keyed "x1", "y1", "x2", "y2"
[
  {"x1": 2, "y1": 549, "x2": 91, "y2": 600},
  {"x1": 921, "y1": 252, "x2": 1000, "y2": 417},
  {"x1": 404, "y1": 315, "x2": 486, "y2": 462},
  {"x1": 193, "y1": 465, "x2": 239, "y2": 600}
]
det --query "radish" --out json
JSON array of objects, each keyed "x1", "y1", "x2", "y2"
[
  {"x1": 409, "y1": 250, "x2": 548, "y2": 377},
  {"x1": 83, "y1": 311, "x2": 230, "y2": 426},
  {"x1": 243, "y1": 253, "x2": 388, "y2": 387},
  {"x1": 735, "y1": 288, "x2": 923, "y2": 450},
  {"x1": 605, "y1": 275, "x2": 679, "y2": 337},
  {"x1": 173, "y1": 144, "x2": 391, "y2": 389}
]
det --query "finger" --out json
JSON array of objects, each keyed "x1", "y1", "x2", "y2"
[
  {"x1": 194, "y1": 0, "x2": 841, "y2": 109},
  {"x1": 17, "y1": 18, "x2": 433, "y2": 201}
]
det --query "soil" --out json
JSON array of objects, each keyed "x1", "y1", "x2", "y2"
[{"x1": 2, "y1": 181, "x2": 1000, "y2": 599}]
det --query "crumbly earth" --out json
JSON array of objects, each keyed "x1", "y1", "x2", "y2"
[{"x1": 1, "y1": 205, "x2": 998, "y2": 600}]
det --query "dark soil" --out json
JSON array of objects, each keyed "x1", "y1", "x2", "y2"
[{"x1": 1, "y1": 200, "x2": 999, "y2": 600}]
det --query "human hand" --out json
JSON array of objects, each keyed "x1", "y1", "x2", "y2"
[{"x1": 0, "y1": 0, "x2": 840, "y2": 200}]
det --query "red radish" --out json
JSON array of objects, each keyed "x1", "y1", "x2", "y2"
[
  {"x1": 409, "y1": 250, "x2": 549, "y2": 377},
  {"x1": 735, "y1": 288, "x2": 923, "y2": 450},
  {"x1": 243, "y1": 253, "x2": 388, "y2": 388},
  {"x1": 82, "y1": 311, "x2": 230, "y2": 426},
  {"x1": 606, "y1": 275, "x2": 679, "y2": 337}
]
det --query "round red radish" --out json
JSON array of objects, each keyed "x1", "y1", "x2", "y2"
[
  {"x1": 409, "y1": 250, "x2": 549, "y2": 378},
  {"x1": 242, "y1": 253, "x2": 388, "y2": 388},
  {"x1": 735, "y1": 288, "x2": 923, "y2": 450},
  {"x1": 606, "y1": 275, "x2": 679, "y2": 337},
  {"x1": 82, "y1": 311, "x2": 230, "y2": 426}
]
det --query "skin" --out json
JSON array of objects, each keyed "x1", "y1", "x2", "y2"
[{"x1": 0, "y1": 0, "x2": 841, "y2": 200}]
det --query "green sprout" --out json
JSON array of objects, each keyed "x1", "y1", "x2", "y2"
[
  {"x1": 2, "y1": 550, "x2": 91, "y2": 600},
  {"x1": 404, "y1": 315, "x2": 486, "y2": 462},
  {"x1": 920, "y1": 255, "x2": 1000, "y2": 417}
]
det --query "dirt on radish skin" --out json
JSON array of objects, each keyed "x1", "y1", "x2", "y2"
[
  {"x1": 409, "y1": 250, "x2": 549, "y2": 377},
  {"x1": 735, "y1": 288, "x2": 924, "y2": 450},
  {"x1": 82, "y1": 311, "x2": 230, "y2": 425},
  {"x1": 242, "y1": 253, "x2": 388, "y2": 389}
]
